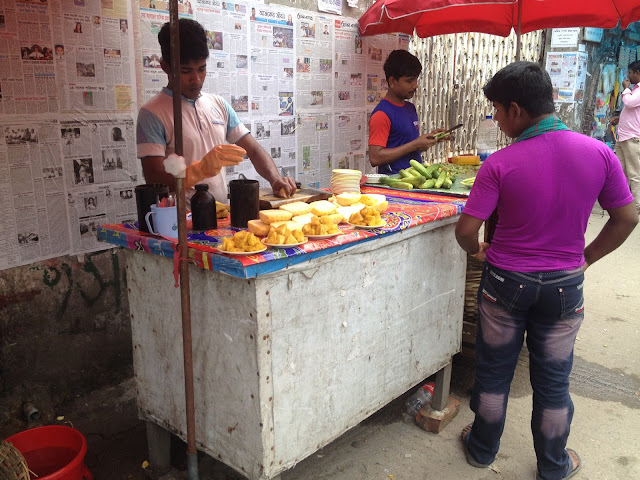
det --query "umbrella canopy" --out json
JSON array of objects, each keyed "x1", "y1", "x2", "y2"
[{"x1": 359, "y1": 0, "x2": 640, "y2": 37}]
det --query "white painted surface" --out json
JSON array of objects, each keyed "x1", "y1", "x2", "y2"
[{"x1": 125, "y1": 216, "x2": 465, "y2": 479}]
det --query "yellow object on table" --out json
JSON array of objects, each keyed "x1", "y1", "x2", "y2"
[{"x1": 451, "y1": 155, "x2": 480, "y2": 166}]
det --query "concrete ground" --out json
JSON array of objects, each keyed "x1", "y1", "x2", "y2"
[{"x1": 8, "y1": 210, "x2": 640, "y2": 480}]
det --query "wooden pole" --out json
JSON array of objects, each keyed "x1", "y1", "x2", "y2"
[
  {"x1": 515, "y1": 0, "x2": 522, "y2": 61},
  {"x1": 168, "y1": 1, "x2": 198, "y2": 477}
]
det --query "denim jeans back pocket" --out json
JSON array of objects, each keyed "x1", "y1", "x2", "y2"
[
  {"x1": 558, "y1": 280, "x2": 584, "y2": 319},
  {"x1": 480, "y1": 266, "x2": 525, "y2": 313}
]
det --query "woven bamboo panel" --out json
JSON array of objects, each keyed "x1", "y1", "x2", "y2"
[{"x1": 411, "y1": 31, "x2": 543, "y2": 162}]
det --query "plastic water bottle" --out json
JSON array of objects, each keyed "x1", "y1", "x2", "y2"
[
  {"x1": 477, "y1": 115, "x2": 498, "y2": 162},
  {"x1": 404, "y1": 382, "x2": 435, "y2": 419}
]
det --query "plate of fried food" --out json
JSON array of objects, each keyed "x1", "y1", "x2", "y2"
[
  {"x1": 217, "y1": 231, "x2": 266, "y2": 255},
  {"x1": 263, "y1": 223, "x2": 307, "y2": 248},
  {"x1": 347, "y1": 206, "x2": 387, "y2": 229},
  {"x1": 301, "y1": 214, "x2": 341, "y2": 239}
]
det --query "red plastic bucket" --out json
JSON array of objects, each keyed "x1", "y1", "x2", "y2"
[{"x1": 6, "y1": 425, "x2": 92, "y2": 480}]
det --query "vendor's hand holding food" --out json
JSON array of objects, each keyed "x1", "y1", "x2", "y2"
[
  {"x1": 271, "y1": 175, "x2": 297, "y2": 198},
  {"x1": 622, "y1": 78, "x2": 631, "y2": 89}
]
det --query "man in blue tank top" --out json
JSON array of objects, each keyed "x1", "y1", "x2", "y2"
[{"x1": 368, "y1": 50, "x2": 445, "y2": 174}]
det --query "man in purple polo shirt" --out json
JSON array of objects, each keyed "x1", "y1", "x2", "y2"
[{"x1": 455, "y1": 62, "x2": 637, "y2": 480}]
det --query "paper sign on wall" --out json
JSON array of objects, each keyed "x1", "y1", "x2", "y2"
[{"x1": 551, "y1": 28, "x2": 580, "y2": 48}]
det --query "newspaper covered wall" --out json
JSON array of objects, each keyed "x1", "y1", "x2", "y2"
[
  {"x1": 0, "y1": 0, "x2": 406, "y2": 270},
  {"x1": 0, "y1": 0, "x2": 139, "y2": 270}
]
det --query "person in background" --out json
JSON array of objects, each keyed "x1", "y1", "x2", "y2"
[
  {"x1": 612, "y1": 60, "x2": 640, "y2": 214},
  {"x1": 136, "y1": 18, "x2": 296, "y2": 203},
  {"x1": 368, "y1": 50, "x2": 445, "y2": 174},
  {"x1": 455, "y1": 61, "x2": 637, "y2": 480}
]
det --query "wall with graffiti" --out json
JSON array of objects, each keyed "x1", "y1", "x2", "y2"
[{"x1": 0, "y1": 249, "x2": 131, "y2": 430}]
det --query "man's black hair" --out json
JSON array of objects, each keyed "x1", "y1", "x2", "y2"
[
  {"x1": 628, "y1": 60, "x2": 640, "y2": 72},
  {"x1": 383, "y1": 50, "x2": 422, "y2": 82},
  {"x1": 483, "y1": 61, "x2": 554, "y2": 117},
  {"x1": 159, "y1": 18, "x2": 208, "y2": 66}
]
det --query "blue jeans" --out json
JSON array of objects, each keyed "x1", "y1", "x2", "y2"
[{"x1": 466, "y1": 262, "x2": 584, "y2": 480}]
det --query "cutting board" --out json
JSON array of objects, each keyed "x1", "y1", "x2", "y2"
[{"x1": 259, "y1": 187, "x2": 331, "y2": 209}]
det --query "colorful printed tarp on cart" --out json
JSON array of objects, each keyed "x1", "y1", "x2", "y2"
[{"x1": 97, "y1": 190, "x2": 465, "y2": 278}]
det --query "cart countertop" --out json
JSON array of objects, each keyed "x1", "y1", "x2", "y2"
[{"x1": 97, "y1": 187, "x2": 466, "y2": 279}]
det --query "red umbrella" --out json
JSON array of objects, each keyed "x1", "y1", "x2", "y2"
[{"x1": 359, "y1": 0, "x2": 640, "y2": 38}]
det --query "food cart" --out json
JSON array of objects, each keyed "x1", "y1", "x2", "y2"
[{"x1": 98, "y1": 188, "x2": 467, "y2": 480}]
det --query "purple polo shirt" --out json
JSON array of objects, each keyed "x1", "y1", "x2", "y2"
[{"x1": 463, "y1": 130, "x2": 633, "y2": 272}]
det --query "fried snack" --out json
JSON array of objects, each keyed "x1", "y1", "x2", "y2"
[
  {"x1": 219, "y1": 230, "x2": 265, "y2": 253},
  {"x1": 349, "y1": 206, "x2": 383, "y2": 227},
  {"x1": 265, "y1": 223, "x2": 306, "y2": 245},
  {"x1": 215, "y1": 201, "x2": 230, "y2": 219},
  {"x1": 302, "y1": 214, "x2": 339, "y2": 235}
]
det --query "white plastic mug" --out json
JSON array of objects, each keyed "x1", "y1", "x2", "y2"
[{"x1": 145, "y1": 205, "x2": 178, "y2": 239}]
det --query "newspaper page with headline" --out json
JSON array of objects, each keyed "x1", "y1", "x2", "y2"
[
  {"x1": 198, "y1": 0, "x2": 249, "y2": 107},
  {"x1": 51, "y1": 0, "x2": 135, "y2": 112},
  {"x1": 249, "y1": 3, "x2": 295, "y2": 120},
  {"x1": 294, "y1": 12, "x2": 333, "y2": 112},
  {"x1": 365, "y1": 34, "x2": 408, "y2": 111},
  {"x1": 333, "y1": 19, "x2": 366, "y2": 110},
  {"x1": 296, "y1": 114, "x2": 333, "y2": 188},
  {"x1": 0, "y1": 119, "x2": 71, "y2": 269},
  {"x1": 61, "y1": 116, "x2": 139, "y2": 254}
]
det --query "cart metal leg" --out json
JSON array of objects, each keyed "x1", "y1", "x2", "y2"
[
  {"x1": 431, "y1": 361, "x2": 452, "y2": 411},
  {"x1": 146, "y1": 421, "x2": 171, "y2": 476}
]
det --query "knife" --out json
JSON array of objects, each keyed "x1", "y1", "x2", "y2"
[{"x1": 433, "y1": 123, "x2": 463, "y2": 141}]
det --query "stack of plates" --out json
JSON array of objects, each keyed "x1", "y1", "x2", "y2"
[
  {"x1": 364, "y1": 173, "x2": 387, "y2": 184},
  {"x1": 331, "y1": 169, "x2": 361, "y2": 194}
]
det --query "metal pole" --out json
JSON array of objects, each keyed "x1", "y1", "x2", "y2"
[
  {"x1": 168, "y1": 2, "x2": 198, "y2": 478},
  {"x1": 515, "y1": 0, "x2": 522, "y2": 61}
]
